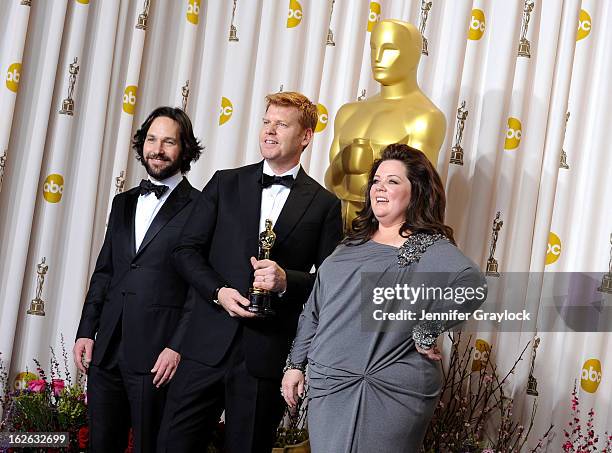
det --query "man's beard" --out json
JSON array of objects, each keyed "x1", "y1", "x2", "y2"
[{"x1": 143, "y1": 154, "x2": 182, "y2": 180}]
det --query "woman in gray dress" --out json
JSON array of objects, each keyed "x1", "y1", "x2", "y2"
[{"x1": 281, "y1": 144, "x2": 487, "y2": 453}]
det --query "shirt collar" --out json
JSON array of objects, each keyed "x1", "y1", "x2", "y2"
[
  {"x1": 262, "y1": 160, "x2": 300, "y2": 179},
  {"x1": 149, "y1": 172, "x2": 183, "y2": 193}
]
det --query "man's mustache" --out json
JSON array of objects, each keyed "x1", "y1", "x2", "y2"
[{"x1": 146, "y1": 154, "x2": 170, "y2": 161}]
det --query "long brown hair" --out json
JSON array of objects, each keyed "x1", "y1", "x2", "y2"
[{"x1": 344, "y1": 143, "x2": 455, "y2": 245}]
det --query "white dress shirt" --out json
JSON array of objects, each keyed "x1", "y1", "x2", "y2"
[
  {"x1": 259, "y1": 160, "x2": 300, "y2": 234},
  {"x1": 134, "y1": 172, "x2": 183, "y2": 252}
]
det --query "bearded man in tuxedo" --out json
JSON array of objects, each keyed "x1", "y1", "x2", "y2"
[{"x1": 73, "y1": 106, "x2": 203, "y2": 453}]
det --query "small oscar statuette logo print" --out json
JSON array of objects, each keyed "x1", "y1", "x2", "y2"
[
  {"x1": 59, "y1": 57, "x2": 80, "y2": 116},
  {"x1": 485, "y1": 211, "x2": 503, "y2": 277},
  {"x1": 28, "y1": 257, "x2": 49, "y2": 316},
  {"x1": 450, "y1": 101, "x2": 468, "y2": 166},
  {"x1": 518, "y1": 0, "x2": 534, "y2": 58},
  {"x1": 419, "y1": 0, "x2": 433, "y2": 56},
  {"x1": 229, "y1": 0, "x2": 239, "y2": 41}
]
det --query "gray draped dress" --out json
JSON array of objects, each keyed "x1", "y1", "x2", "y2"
[{"x1": 288, "y1": 236, "x2": 486, "y2": 453}]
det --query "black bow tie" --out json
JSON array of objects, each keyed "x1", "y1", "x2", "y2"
[
  {"x1": 261, "y1": 174, "x2": 294, "y2": 189},
  {"x1": 139, "y1": 179, "x2": 169, "y2": 198}
]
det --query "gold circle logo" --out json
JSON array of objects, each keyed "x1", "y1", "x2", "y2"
[
  {"x1": 219, "y1": 97, "x2": 233, "y2": 125},
  {"x1": 581, "y1": 358, "x2": 602, "y2": 393},
  {"x1": 315, "y1": 103, "x2": 328, "y2": 133},
  {"x1": 545, "y1": 232, "x2": 561, "y2": 265},
  {"x1": 367, "y1": 2, "x2": 381, "y2": 32},
  {"x1": 43, "y1": 173, "x2": 65, "y2": 203},
  {"x1": 471, "y1": 339, "x2": 491, "y2": 372},
  {"x1": 576, "y1": 9, "x2": 591, "y2": 41},
  {"x1": 187, "y1": 0, "x2": 201, "y2": 25},
  {"x1": 468, "y1": 9, "x2": 486, "y2": 40},
  {"x1": 504, "y1": 117, "x2": 522, "y2": 150},
  {"x1": 287, "y1": 0, "x2": 303, "y2": 28},
  {"x1": 6, "y1": 62, "x2": 22, "y2": 93},
  {"x1": 123, "y1": 85, "x2": 137, "y2": 115}
]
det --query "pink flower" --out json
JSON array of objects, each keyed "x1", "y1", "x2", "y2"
[
  {"x1": 27, "y1": 379, "x2": 46, "y2": 393},
  {"x1": 51, "y1": 379, "x2": 65, "y2": 396}
]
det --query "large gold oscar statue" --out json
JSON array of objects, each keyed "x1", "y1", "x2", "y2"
[{"x1": 325, "y1": 19, "x2": 446, "y2": 230}]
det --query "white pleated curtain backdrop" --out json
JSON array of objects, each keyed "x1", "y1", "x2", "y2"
[{"x1": 0, "y1": 0, "x2": 610, "y2": 445}]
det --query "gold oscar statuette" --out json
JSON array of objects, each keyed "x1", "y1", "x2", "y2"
[
  {"x1": 597, "y1": 234, "x2": 612, "y2": 294},
  {"x1": 325, "y1": 19, "x2": 446, "y2": 231},
  {"x1": 59, "y1": 57, "x2": 80, "y2": 116},
  {"x1": 560, "y1": 111, "x2": 570, "y2": 170},
  {"x1": 449, "y1": 100, "x2": 468, "y2": 166},
  {"x1": 526, "y1": 336, "x2": 540, "y2": 396},
  {"x1": 248, "y1": 219, "x2": 277, "y2": 317},
  {"x1": 486, "y1": 211, "x2": 503, "y2": 277},
  {"x1": 136, "y1": 0, "x2": 150, "y2": 30},
  {"x1": 181, "y1": 80, "x2": 190, "y2": 111},
  {"x1": 229, "y1": 0, "x2": 239, "y2": 41},
  {"x1": 0, "y1": 149, "x2": 7, "y2": 193},
  {"x1": 326, "y1": 0, "x2": 336, "y2": 46},
  {"x1": 28, "y1": 257, "x2": 48, "y2": 316},
  {"x1": 518, "y1": 0, "x2": 534, "y2": 58},
  {"x1": 115, "y1": 170, "x2": 126, "y2": 195},
  {"x1": 418, "y1": 0, "x2": 432, "y2": 56}
]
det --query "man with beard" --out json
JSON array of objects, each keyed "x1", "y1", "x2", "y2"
[{"x1": 73, "y1": 106, "x2": 203, "y2": 453}]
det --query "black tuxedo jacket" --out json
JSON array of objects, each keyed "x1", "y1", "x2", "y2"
[
  {"x1": 172, "y1": 161, "x2": 342, "y2": 379},
  {"x1": 76, "y1": 178, "x2": 199, "y2": 373}
]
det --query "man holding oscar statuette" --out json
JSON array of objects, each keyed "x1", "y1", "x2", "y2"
[{"x1": 158, "y1": 92, "x2": 343, "y2": 453}]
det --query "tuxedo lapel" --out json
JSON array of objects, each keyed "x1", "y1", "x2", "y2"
[
  {"x1": 273, "y1": 168, "x2": 316, "y2": 247},
  {"x1": 123, "y1": 188, "x2": 139, "y2": 258},
  {"x1": 135, "y1": 178, "x2": 192, "y2": 258},
  {"x1": 239, "y1": 162, "x2": 264, "y2": 258}
]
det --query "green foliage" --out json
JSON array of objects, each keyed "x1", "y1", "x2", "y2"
[{"x1": 56, "y1": 384, "x2": 87, "y2": 430}]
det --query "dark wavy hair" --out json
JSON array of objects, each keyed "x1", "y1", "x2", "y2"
[
  {"x1": 344, "y1": 143, "x2": 455, "y2": 245},
  {"x1": 132, "y1": 106, "x2": 203, "y2": 173}
]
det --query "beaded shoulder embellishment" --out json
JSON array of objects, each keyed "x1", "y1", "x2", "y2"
[{"x1": 397, "y1": 232, "x2": 447, "y2": 267}]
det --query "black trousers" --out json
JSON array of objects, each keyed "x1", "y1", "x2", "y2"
[
  {"x1": 87, "y1": 331, "x2": 167, "y2": 453},
  {"x1": 157, "y1": 332, "x2": 285, "y2": 453}
]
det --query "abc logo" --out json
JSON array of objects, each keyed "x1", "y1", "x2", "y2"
[
  {"x1": 13, "y1": 371, "x2": 38, "y2": 391},
  {"x1": 468, "y1": 9, "x2": 486, "y2": 41},
  {"x1": 367, "y1": 2, "x2": 381, "y2": 32},
  {"x1": 287, "y1": 0, "x2": 303, "y2": 28},
  {"x1": 471, "y1": 339, "x2": 491, "y2": 372},
  {"x1": 187, "y1": 0, "x2": 200, "y2": 25},
  {"x1": 545, "y1": 232, "x2": 561, "y2": 265},
  {"x1": 580, "y1": 359, "x2": 602, "y2": 393},
  {"x1": 219, "y1": 97, "x2": 233, "y2": 125},
  {"x1": 123, "y1": 85, "x2": 137, "y2": 115},
  {"x1": 315, "y1": 103, "x2": 328, "y2": 133},
  {"x1": 504, "y1": 117, "x2": 522, "y2": 150},
  {"x1": 576, "y1": 9, "x2": 591, "y2": 41},
  {"x1": 43, "y1": 174, "x2": 65, "y2": 203},
  {"x1": 6, "y1": 62, "x2": 22, "y2": 93}
]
